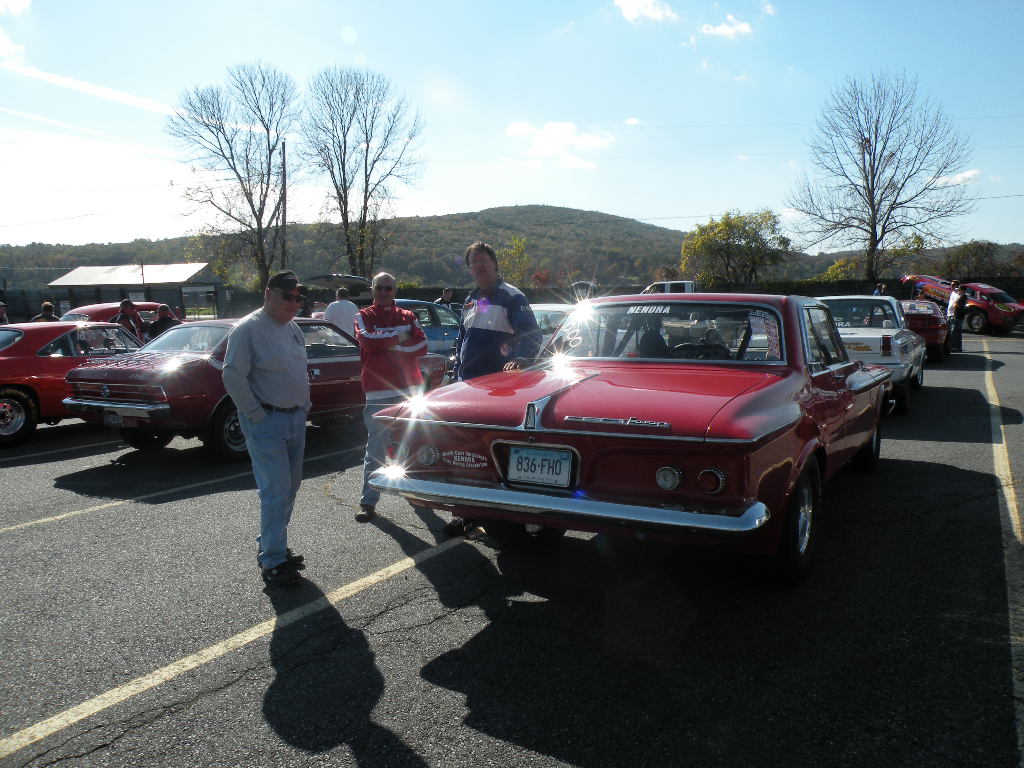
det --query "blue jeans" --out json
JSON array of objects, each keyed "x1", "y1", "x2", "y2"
[
  {"x1": 239, "y1": 409, "x2": 306, "y2": 569},
  {"x1": 360, "y1": 396, "x2": 404, "y2": 507},
  {"x1": 949, "y1": 316, "x2": 963, "y2": 351}
]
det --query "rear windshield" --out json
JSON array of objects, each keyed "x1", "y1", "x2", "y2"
[
  {"x1": 548, "y1": 301, "x2": 784, "y2": 362},
  {"x1": 143, "y1": 324, "x2": 230, "y2": 353},
  {"x1": 823, "y1": 299, "x2": 899, "y2": 329},
  {"x1": 0, "y1": 328, "x2": 22, "y2": 352}
]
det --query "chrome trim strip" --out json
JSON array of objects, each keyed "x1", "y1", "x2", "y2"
[
  {"x1": 516, "y1": 373, "x2": 599, "y2": 431},
  {"x1": 372, "y1": 413, "x2": 803, "y2": 445},
  {"x1": 369, "y1": 471, "x2": 770, "y2": 534},
  {"x1": 848, "y1": 369, "x2": 892, "y2": 394},
  {"x1": 62, "y1": 397, "x2": 171, "y2": 419}
]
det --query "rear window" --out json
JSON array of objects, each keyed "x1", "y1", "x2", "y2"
[
  {"x1": 548, "y1": 301, "x2": 784, "y2": 362},
  {"x1": 823, "y1": 299, "x2": 898, "y2": 329},
  {"x1": 143, "y1": 324, "x2": 230, "y2": 353},
  {"x1": 901, "y1": 301, "x2": 938, "y2": 314},
  {"x1": 0, "y1": 328, "x2": 22, "y2": 352}
]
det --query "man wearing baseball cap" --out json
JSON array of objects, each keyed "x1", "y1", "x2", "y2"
[
  {"x1": 111, "y1": 298, "x2": 146, "y2": 340},
  {"x1": 223, "y1": 270, "x2": 313, "y2": 587}
]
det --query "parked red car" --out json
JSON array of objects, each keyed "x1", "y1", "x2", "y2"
[
  {"x1": 0, "y1": 322, "x2": 143, "y2": 446},
  {"x1": 902, "y1": 275, "x2": 1023, "y2": 334},
  {"x1": 61, "y1": 302, "x2": 167, "y2": 324},
  {"x1": 369, "y1": 293, "x2": 892, "y2": 582},
  {"x1": 63, "y1": 318, "x2": 446, "y2": 460},
  {"x1": 900, "y1": 300, "x2": 950, "y2": 362}
]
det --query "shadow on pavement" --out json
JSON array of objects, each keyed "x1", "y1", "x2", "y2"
[{"x1": 262, "y1": 578, "x2": 428, "y2": 766}]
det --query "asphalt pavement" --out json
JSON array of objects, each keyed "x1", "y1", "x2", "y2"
[{"x1": 1, "y1": 330, "x2": 1022, "y2": 768}]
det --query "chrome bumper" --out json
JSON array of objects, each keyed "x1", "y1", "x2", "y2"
[
  {"x1": 369, "y1": 471, "x2": 770, "y2": 534},
  {"x1": 62, "y1": 397, "x2": 171, "y2": 419}
]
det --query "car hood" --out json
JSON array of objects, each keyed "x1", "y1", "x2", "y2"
[
  {"x1": 399, "y1": 363, "x2": 785, "y2": 440},
  {"x1": 66, "y1": 351, "x2": 214, "y2": 381}
]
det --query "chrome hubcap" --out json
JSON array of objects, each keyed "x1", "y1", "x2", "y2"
[
  {"x1": 225, "y1": 411, "x2": 247, "y2": 452},
  {"x1": 0, "y1": 400, "x2": 26, "y2": 436}
]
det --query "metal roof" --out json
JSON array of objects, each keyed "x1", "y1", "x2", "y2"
[{"x1": 48, "y1": 263, "x2": 213, "y2": 287}]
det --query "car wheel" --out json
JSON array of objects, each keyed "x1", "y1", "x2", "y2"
[
  {"x1": 965, "y1": 310, "x2": 988, "y2": 334},
  {"x1": 120, "y1": 428, "x2": 174, "y2": 451},
  {"x1": 910, "y1": 365, "x2": 924, "y2": 391},
  {"x1": 775, "y1": 457, "x2": 820, "y2": 585},
  {"x1": 892, "y1": 382, "x2": 911, "y2": 415},
  {"x1": 0, "y1": 387, "x2": 38, "y2": 446},
  {"x1": 205, "y1": 403, "x2": 249, "y2": 461},
  {"x1": 852, "y1": 420, "x2": 881, "y2": 473}
]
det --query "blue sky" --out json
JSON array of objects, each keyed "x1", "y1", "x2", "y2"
[{"x1": 1, "y1": 0, "x2": 1021, "y2": 251}]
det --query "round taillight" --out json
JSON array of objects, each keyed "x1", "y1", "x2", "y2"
[
  {"x1": 655, "y1": 466, "x2": 682, "y2": 490},
  {"x1": 416, "y1": 444, "x2": 440, "y2": 466},
  {"x1": 386, "y1": 442, "x2": 408, "y2": 463},
  {"x1": 697, "y1": 468, "x2": 726, "y2": 495}
]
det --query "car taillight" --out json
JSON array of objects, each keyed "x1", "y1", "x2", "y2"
[
  {"x1": 881, "y1": 335, "x2": 893, "y2": 356},
  {"x1": 697, "y1": 468, "x2": 726, "y2": 495},
  {"x1": 385, "y1": 441, "x2": 408, "y2": 463}
]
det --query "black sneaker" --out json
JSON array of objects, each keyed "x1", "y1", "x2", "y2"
[
  {"x1": 261, "y1": 561, "x2": 300, "y2": 586},
  {"x1": 443, "y1": 516, "x2": 477, "y2": 537},
  {"x1": 256, "y1": 548, "x2": 305, "y2": 571},
  {"x1": 355, "y1": 504, "x2": 376, "y2": 522}
]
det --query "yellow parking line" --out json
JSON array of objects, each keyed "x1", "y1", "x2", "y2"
[
  {"x1": 0, "y1": 536, "x2": 466, "y2": 759},
  {"x1": 981, "y1": 339, "x2": 1024, "y2": 768},
  {"x1": 0, "y1": 447, "x2": 359, "y2": 534}
]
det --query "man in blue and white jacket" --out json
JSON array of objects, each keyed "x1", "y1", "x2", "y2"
[
  {"x1": 454, "y1": 240, "x2": 541, "y2": 382},
  {"x1": 445, "y1": 241, "x2": 541, "y2": 537}
]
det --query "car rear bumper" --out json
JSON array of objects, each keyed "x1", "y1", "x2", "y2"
[
  {"x1": 369, "y1": 470, "x2": 770, "y2": 534},
  {"x1": 62, "y1": 397, "x2": 171, "y2": 419}
]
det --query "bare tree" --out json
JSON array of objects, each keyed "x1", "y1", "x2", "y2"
[
  {"x1": 166, "y1": 62, "x2": 298, "y2": 288},
  {"x1": 789, "y1": 72, "x2": 975, "y2": 281},
  {"x1": 302, "y1": 67, "x2": 423, "y2": 277}
]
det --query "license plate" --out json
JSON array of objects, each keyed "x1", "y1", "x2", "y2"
[
  {"x1": 103, "y1": 411, "x2": 123, "y2": 428},
  {"x1": 507, "y1": 446, "x2": 572, "y2": 487}
]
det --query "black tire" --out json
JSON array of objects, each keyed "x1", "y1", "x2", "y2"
[
  {"x1": 943, "y1": 336, "x2": 951, "y2": 357},
  {"x1": 852, "y1": 420, "x2": 881, "y2": 473},
  {"x1": 892, "y1": 382, "x2": 911, "y2": 415},
  {"x1": 965, "y1": 310, "x2": 988, "y2": 334},
  {"x1": 0, "y1": 387, "x2": 38, "y2": 447},
  {"x1": 775, "y1": 457, "x2": 821, "y2": 585},
  {"x1": 205, "y1": 403, "x2": 249, "y2": 461},
  {"x1": 120, "y1": 428, "x2": 174, "y2": 451},
  {"x1": 910, "y1": 364, "x2": 924, "y2": 391}
]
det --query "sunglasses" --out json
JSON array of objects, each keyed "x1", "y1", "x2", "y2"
[
  {"x1": 374, "y1": 285, "x2": 395, "y2": 292},
  {"x1": 275, "y1": 289, "x2": 303, "y2": 303}
]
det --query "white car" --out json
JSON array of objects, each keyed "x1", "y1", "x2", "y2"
[
  {"x1": 531, "y1": 303, "x2": 573, "y2": 348},
  {"x1": 820, "y1": 295, "x2": 926, "y2": 414}
]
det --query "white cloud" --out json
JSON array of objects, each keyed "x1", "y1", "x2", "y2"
[
  {"x1": 340, "y1": 25, "x2": 358, "y2": 45},
  {"x1": 762, "y1": 3, "x2": 776, "y2": 15},
  {"x1": 0, "y1": 25, "x2": 24, "y2": 62},
  {"x1": 733, "y1": 74, "x2": 749, "y2": 81},
  {"x1": 701, "y1": 14, "x2": 752, "y2": 38},
  {"x1": 934, "y1": 169, "x2": 981, "y2": 187},
  {"x1": 680, "y1": 34, "x2": 697, "y2": 48},
  {"x1": 0, "y1": 0, "x2": 30, "y2": 14},
  {"x1": 1, "y1": 60, "x2": 177, "y2": 114},
  {"x1": 0, "y1": 106, "x2": 121, "y2": 139},
  {"x1": 505, "y1": 121, "x2": 612, "y2": 171},
  {"x1": 624, "y1": 117, "x2": 641, "y2": 125},
  {"x1": 736, "y1": 154, "x2": 749, "y2": 161},
  {"x1": 553, "y1": 20, "x2": 575, "y2": 37},
  {"x1": 614, "y1": 0, "x2": 679, "y2": 23}
]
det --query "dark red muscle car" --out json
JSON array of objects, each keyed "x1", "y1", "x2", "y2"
[
  {"x1": 369, "y1": 293, "x2": 892, "y2": 582},
  {"x1": 0, "y1": 322, "x2": 142, "y2": 446},
  {"x1": 900, "y1": 300, "x2": 950, "y2": 362},
  {"x1": 64, "y1": 318, "x2": 446, "y2": 460}
]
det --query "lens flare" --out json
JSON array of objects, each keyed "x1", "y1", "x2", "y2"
[{"x1": 381, "y1": 463, "x2": 407, "y2": 480}]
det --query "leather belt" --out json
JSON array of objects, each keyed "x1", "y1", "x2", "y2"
[{"x1": 260, "y1": 402, "x2": 302, "y2": 413}]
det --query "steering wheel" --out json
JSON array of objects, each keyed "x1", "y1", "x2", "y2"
[
  {"x1": 671, "y1": 342, "x2": 731, "y2": 360},
  {"x1": 701, "y1": 328, "x2": 724, "y2": 345}
]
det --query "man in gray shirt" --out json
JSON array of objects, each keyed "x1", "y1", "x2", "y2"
[{"x1": 223, "y1": 270, "x2": 312, "y2": 587}]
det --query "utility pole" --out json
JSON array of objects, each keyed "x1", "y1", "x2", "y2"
[{"x1": 280, "y1": 140, "x2": 287, "y2": 270}]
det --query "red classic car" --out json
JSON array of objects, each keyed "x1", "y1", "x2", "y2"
[
  {"x1": 900, "y1": 300, "x2": 950, "y2": 362},
  {"x1": 369, "y1": 294, "x2": 893, "y2": 582},
  {"x1": 901, "y1": 275, "x2": 1023, "y2": 334},
  {"x1": 63, "y1": 318, "x2": 447, "y2": 460},
  {"x1": 61, "y1": 302, "x2": 167, "y2": 324},
  {"x1": 0, "y1": 322, "x2": 143, "y2": 446}
]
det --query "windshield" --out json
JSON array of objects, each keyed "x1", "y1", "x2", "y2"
[
  {"x1": 142, "y1": 324, "x2": 230, "y2": 352},
  {"x1": 547, "y1": 301, "x2": 784, "y2": 362},
  {"x1": 823, "y1": 299, "x2": 899, "y2": 329},
  {"x1": 983, "y1": 291, "x2": 1016, "y2": 304}
]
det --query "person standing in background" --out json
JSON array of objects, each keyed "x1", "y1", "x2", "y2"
[
  {"x1": 353, "y1": 272, "x2": 427, "y2": 522},
  {"x1": 324, "y1": 286, "x2": 359, "y2": 335},
  {"x1": 30, "y1": 302, "x2": 59, "y2": 322},
  {"x1": 946, "y1": 280, "x2": 965, "y2": 352}
]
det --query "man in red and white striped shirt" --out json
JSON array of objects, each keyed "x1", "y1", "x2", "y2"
[{"x1": 353, "y1": 272, "x2": 427, "y2": 521}]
